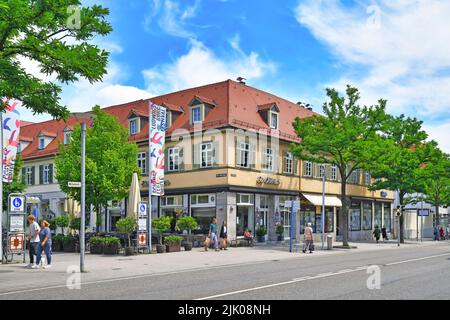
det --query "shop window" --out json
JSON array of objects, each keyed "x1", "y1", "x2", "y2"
[
  {"x1": 383, "y1": 203, "x2": 392, "y2": 232},
  {"x1": 349, "y1": 201, "x2": 361, "y2": 231},
  {"x1": 300, "y1": 206, "x2": 316, "y2": 234},
  {"x1": 362, "y1": 202, "x2": 373, "y2": 230},
  {"x1": 161, "y1": 195, "x2": 183, "y2": 207},
  {"x1": 315, "y1": 207, "x2": 334, "y2": 233},
  {"x1": 374, "y1": 203, "x2": 382, "y2": 229}
]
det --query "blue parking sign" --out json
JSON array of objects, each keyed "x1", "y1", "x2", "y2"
[
  {"x1": 10, "y1": 195, "x2": 25, "y2": 213},
  {"x1": 138, "y1": 202, "x2": 147, "y2": 216}
]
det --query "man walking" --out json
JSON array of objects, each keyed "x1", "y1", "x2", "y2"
[
  {"x1": 205, "y1": 217, "x2": 219, "y2": 252},
  {"x1": 302, "y1": 222, "x2": 314, "y2": 254},
  {"x1": 26, "y1": 215, "x2": 40, "y2": 268}
]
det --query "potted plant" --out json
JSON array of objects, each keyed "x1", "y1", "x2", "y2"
[
  {"x1": 52, "y1": 234, "x2": 65, "y2": 252},
  {"x1": 54, "y1": 214, "x2": 70, "y2": 235},
  {"x1": 116, "y1": 216, "x2": 137, "y2": 256},
  {"x1": 256, "y1": 226, "x2": 267, "y2": 243},
  {"x1": 165, "y1": 235, "x2": 183, "y2": 253},
  {"x1": 152, "y1": 216, "x2": 172, "y2": 253},
  {"x1": 62, "y1": 235, "x2": 77, "y2": 252},
  {"x1": 89, "y1": 236, "x2": 104, "y2": 254},
  {"x1": 69, "y1": 217, "x2": 81, "y2": 235},
  {"x1": 177, "y1": 216, "x2": 198, "y2": 251},
  {"x1": 276, "y1": 224, "x2": 284, "y2": 241},
  {"x1": 103, "y1": 236, "x2": 120, "y2": 255}
]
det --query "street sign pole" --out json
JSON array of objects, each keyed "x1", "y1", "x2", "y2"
[
  {"x1": 0, "y1": 112, "x2": 3, "y2": 263},
  {"x1": 80, "y1": 122, "x2": 86, "y2": 272},
  {"x1": 321, "y1": 174, "x2": 325, "y2": 250},
  {"x1": 289, "y1": 201, "x2": 294, "y2": 253},
  {"x1": 148, "y1": 101, "x2": 152, "y2": 253},
  {"x1": 420, "y1": 197, "x2": 424, "y2": 243}
]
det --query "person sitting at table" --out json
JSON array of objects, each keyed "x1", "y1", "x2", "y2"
[{"x1": 243, "y1": 229, "x2": 254, "y2": 247}]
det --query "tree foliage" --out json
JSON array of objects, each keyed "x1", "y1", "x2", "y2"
[
  {"x1": 55, "y1": 106, "x2": 140, "y2": 223},
  {"x1": 0, "y1": 0, "x2": 112, "y2": 118},
  {"x1": 291, "y1": 85, "x2": 389, "y2": 247}
]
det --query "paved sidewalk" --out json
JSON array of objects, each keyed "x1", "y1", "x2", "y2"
[{"x1": 0, "y1": 239, "x2": 448, "y2": 294}]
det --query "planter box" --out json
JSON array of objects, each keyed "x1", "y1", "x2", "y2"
[
  {"x1": 165, "y1": 243, "x2": 181, "y2": 253},
  {"x1": 156, "y1": 244, "x2": 165, "y2": 253},
  {"x1": 103, "y1": 244, "x2": 119, "y2": 255},
  {"x1": 90, "y1": 244, "x2": 103, "y2": 254},
  {"x1": 257, "y1": 236, "x2": 266, "y2": 243},
  {"x1": 52, "y1": 241, "x2": 63, "y2": 252},
  {"x1": 63, "y1": 240, "x2": 77, "y2": 253},
  {"x1": 184, "y1": 242, "x2": 193, "y2": 251}
]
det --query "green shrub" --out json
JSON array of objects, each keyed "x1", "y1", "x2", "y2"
[
  {"x1": 256, "y1": 227, "x2": 267, "y2": 237},
  {"x1": 89, "y1": 236, "x2": 105, "y2": 246},
  {"x1": 152, "y1": 216, "x2": 172, "y2": 244},
  {"x1": 55, "y1": 214, "x2": 70, "y2": 235},
  {"x1": 103, "y1": 236, "x2": 120, "y2": 246},
  {"x1": 116, "y1": 216, "x2": 137, "y2": 247},
  {"x1": 53, "y1": 234, "x2": 65, "y2": 243},
  {"x1": 276, "y1": 224, "x2": 284, "y2": 236},
  {"x1": 177, "y1": 216, "x2": 198, "y2": 233},
  {"x1": 62, "y1": 235, "x2": 76, "y2": 245},
  {"x1": 69, "y1": 217, "x2": 81, "y2": 231},
  {"x1": 164, "y1": 235, "x2": 183, "y2": 244}
]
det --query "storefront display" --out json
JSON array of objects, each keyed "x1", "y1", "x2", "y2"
[
  {"x1": 349, "y1": 201, "x2": 361, "y2": 231},
  {"x1": 374, "y1": 203, "x2": 382, "y2": 228},
  {"x1": 362, "y1": 202, "x2": 373, "y2": 230}
]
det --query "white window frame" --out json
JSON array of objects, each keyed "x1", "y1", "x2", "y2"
[
  {"x1": 25, "y1": 167, "x2": 33, "y2": 185},
  {"x1": 137, "y1": 152, "x2": 146, "y2": 174},
  {"x1": 237, "y1": 193, "x2": 253, "y2": 206},
  {"x1": 200, "y1": 143, "x2": 213, "y2": 168},
  {"x1": 129, "y1": 118, "x2": 138, "y2": 135},
  {"x1": 364, "y1": 171, "x2": 371, "y2": 185},
  {"x1": 237, "y1": 142, "x2": 250, "y2": 168},
  {"x1": 191, "y1": 106, "x2": 202, "y2": 124},
  {"x1": 64, "y1": 131, "x2": 72, "y2": 145},
  {"x1": 168, "y1": 147, "x2": 180, "y2": 172},
  {"x1": 304, "y1": 161, "x2": 312, "y2": 177},
  {"x1": 38, "y1": 138, "x2": 45, "y2": 150},
  {"x1": 262, "y1": 147, "x2": 274, "y2": 172},
  {"x1": 284, "y1": 152, "x2": 293, "y2": 174},
  {"x1": 331, "y1": 164, "x2": 337, "y2": 181},
  {"x1": 319, "y1": 164, "x2": 326, "y2": 178},
  {"x1": 161, "y1": 195, "x2": 183, "y2": 207},
  {"x1": 43, "y1": 164, "x2": 50, "y2": 185},
  {"x1": 270, "y1": 111, "x2": 278, "y2": 129}
]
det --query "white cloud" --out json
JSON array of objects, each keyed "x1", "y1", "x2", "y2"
[
  {"x1": 424, "y1": 122, "x2": 450, "y2": 154},
  {"x1": 142, "y1": 39, "x2": 276, "y2": 95},
  {"x1": 295, "y1": 0, "x2": 450, "y2": 118}
]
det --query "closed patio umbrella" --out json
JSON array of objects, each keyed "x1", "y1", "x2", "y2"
[
  {"x1": 127, "y1": 172, "x2": 141, "y2": 217},
  {"x1": 64, "y1": 198, "x2": 81, "y2": 219}
]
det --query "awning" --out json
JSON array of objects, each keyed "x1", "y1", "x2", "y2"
[{"x1": 302, "y1": 193, "x2": 342, "y2": 207}]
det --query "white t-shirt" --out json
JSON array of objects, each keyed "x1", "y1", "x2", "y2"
[{"x1": 29, "y1": 221, "x2": 41, "y2": 243}]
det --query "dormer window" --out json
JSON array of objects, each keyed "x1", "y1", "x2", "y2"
[
  {"x1": 188, "y1": 96, "x2": 216, "y2": 125},
  {"x1": 191, "y1": 105, "x2": 202, "y2": 124},
  {"x1": 270, "y1": 111, "x2": 278, "y2": 129},
  {"x1": 166, "y1": 111, "x2": 172, "y2": 128},
  {"x1": 258, "y1": 103, "x2": 280, "y2": 129},
  {"x1": 38, "y1": 138, "x2": 45, "y2": 150},
  {"x1": 129, "y1": 118, "x2": 138, "y2": 135},
  {"x1": 18, "y1": 142, "x2": 21, "y2": 153},
  {"x1": 63, "y1": 127, "x2": 72, "y2": 145}
]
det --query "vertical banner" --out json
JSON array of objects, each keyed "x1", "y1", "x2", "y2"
[
  {"x1": 2, "y1": 98, "x2": 21, "y2": 183},
  {"x1": 149, "y1": 102, "x2": 167, "y2": 196}
]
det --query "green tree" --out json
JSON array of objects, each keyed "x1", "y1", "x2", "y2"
[
  {"x1": 291, "y1": 85, "x2": 389, "y2": 247},
  {"x1": 369, "y1": 115, "x2": 431, "y2": 242},
  {"x1": 54, "y1": 214, "x2": 69, "y2": 235},
  {"x1": 116, "y1": 216, "x2": 137, "y2": 248},
  {"x1": 0, "y1": 0, "x2": 112, "y2": 119},
  {"x1": 3, "y1": 153, "x2": 26, "y2": 211},
  {"x1": 55, "y1": 106, "x2": 140, "y2": 230}
]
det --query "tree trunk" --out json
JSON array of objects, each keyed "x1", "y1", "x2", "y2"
[
  {"x1": 399, "y1": 191, "x2": 405, "y2": 244},
  {"x1": 341, "y1": 178, "x2": 350, "y2": 247},
  {"x1": 435, "y1": 204, "x2": 440, "y2": 227}
]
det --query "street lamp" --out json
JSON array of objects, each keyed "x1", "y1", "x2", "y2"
[{"x1": 71, "y1": 112, "x2": 95, "y2": 273}]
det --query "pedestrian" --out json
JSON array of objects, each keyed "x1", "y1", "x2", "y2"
[
  {"x1": 243, "y1": 229, "x2": 254, "y2": 247},
  {"x1": 220, "y1": 220, "x2": 228, "y2": 250},
  {"x1": 381, "y1": 225, "x2": 388, "y2": 241},
  {"x1": 26, "y1": 215, "x2": 40, "y2": 268},
  {"x1": 433, "y1": 225, "x2": 439, "y2": 241},
  {"x1": 373, "y1": 225, "x2": 381, "y2": 243},
  {"x1": 33, "y1": 220, "x2": 52, "y2": 269},
  {"x1": 440, "y1": 226, "x2": 445, "y2": 240},
  {"x1": 302, "y1": 222, "x2": 314, "y2": 254},
  {"x1": 447, "y1": 225, "x2": 450, "y2": 240},
  {"x1": 205, "y1": 217, "x2": 219, "y2": 252}
]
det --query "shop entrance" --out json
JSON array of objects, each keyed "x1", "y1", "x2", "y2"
[{"x1": 236, "y1": 206, "x2": 254, "y2": 237}]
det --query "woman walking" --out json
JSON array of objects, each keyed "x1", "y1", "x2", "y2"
[
  {"x1": 33, "y1": 220, "x2": 52, "y2": 269},
  {"x1": 220, "y1": 221, "x2": 228, "y2": 250}
]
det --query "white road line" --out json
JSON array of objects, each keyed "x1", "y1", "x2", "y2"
[
  {"x1": 384, "y1": 253, "x2": 450, "y2": 266},
  {"x1": 195, "y1": 268, "x2": 363, "y2": 300}
]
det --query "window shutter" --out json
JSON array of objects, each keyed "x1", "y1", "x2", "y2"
[
  {"x1": 193, "y1": 144, "x2": 200, "y2": 169},
  {"x1": 49, "y1": 164, "x2": 53, "y2": 183},
  {"x1": 249, "y1": 144, "x2": 256, "y2": 169},
  {"x1": 212, "y1": 141, "x2": 219, "y2": 167},
  {"x1": 179, "y1": 147, "x2": 184, "y2": 171},
  {"x1": 293, "y1": 158, "x2": 299, "y2": 175},
  {"x1": 31, "y1": 166, "x2": 35, "y2": 185},
  {"x1": 21, "y1": 168, "x2": 26, "y2": 184},
  {"x1": 235, "y1": 138, "x2": 241, "y2": 167},
  {"x1": 39, "y1": 165, "x2": 43, "y2": 184}
]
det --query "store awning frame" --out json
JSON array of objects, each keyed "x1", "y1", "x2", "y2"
[{"x1": 302, "y1": 193, "x2": 342, "y2": 207}]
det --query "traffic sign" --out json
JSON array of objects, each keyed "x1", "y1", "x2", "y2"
[
  {"x1": 9, "y1": 233, "x2": 24, "y2": 253},
  {"x1": 138, "y1": 218, "x2": 147, "y2": 231},
  {"x1": 138, "y1": 233, "x2": 147, "y2": 247},
  {"x1": 418, "y1": 209, "x2": 430, "y2": 217},
  {"x1": 68, "y1": 181, "x2": 82, "y2": 188},
  {"x1": 9, "y1": 215, "x2": 25, "y2": 232},
  {"x1": 138, "y1": 202, "x2": 147, "y2": 217},
  {"x1": 10, "y1": 195, "x2": 25, "y2": 213}
]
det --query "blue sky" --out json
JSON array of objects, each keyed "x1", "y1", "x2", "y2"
[{"x1": 19, "y1": 0, "x2": 450, "y2": 152}]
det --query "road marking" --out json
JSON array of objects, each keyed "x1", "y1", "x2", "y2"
[
  {"x1": 384, "y1": 253, "x2": 450, "y2": 266},
  {"x1": 195, "y1": 268, "x2": 364, "y2": 300}
]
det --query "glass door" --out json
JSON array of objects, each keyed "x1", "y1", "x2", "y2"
[{"x1": 281, "y1": 209, "x2": 291, "y2": 239}]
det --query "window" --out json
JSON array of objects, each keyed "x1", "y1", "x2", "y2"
[
  {"x1": 191, "y1": 106, "x2": 202, "y2": 124},
  {"x1": 364, "y1": 171, "x2": 371, "y2": 185},
  {"x1": 270, "y1": 111, "x2": 278, "y2": 129},
  {"x1": 25, "y1": 167, "x2": 33, "y2": 185},
  {"x1": 331, "y1": 165, "x2": 337, "y2": 181},
  {"x1": 190, "y1": 194, "x2": 215, "y2": 206},
  {"x1": 300, "y1": 206, "x2": 316, "y2": 234},
  {"x1": 383, "y1": 203, "x2": 391, "y2": 232},
  {"x1": 166, "y1": 111, "x2": 172, "y2": 128},
  {"x1": 161, "y1": 195, "x2": 183, "y2": 207},
  {"x1": 362, "y1": 202, "x2": 373, "y2": 230},
  {"x1": 137, "y1": 152, "x2": 146, "y2": 174},
  {"x1": 349, "y1": 201, "x2": 361, "y2": 231},
  {"x1": 64, "y1": 131, "x2": 72, "y2": 145},
  {"x1": 129, "y1": 118, "x2": 138, "y2": 135},
  {"x1": 374, "y1": 203, "x2": 382, "y2": 229},
  {"x1": 349, "y1": 169, "x2": 359, "y2": 184},
  {"x1": 38, "y1": 138, "x2": 45, "y2": 150},
  {"x1": 315, "y1": 207, "x2": 334, "y2": 233},
  {"x1": 237, "y1": 194, "x2": 253, "y2": 205},
  {"x1": 284, "y1": 152, "x2": 293, "y2": 174},
  {"x1": 201, "y1": 143, "x2": 213, "y2": 168},
  {"x1": 303, "y1": 161, "x2": 312, "y2": 177},
  {"x1": 168, "y1": 147, "x2": 180, "y2": 172},
  {"x1": 319, "y1": 164, "x2": 326, "y2": 178},
  {"x1": 237, "y1": 142, "x2": 250, "y2": 168},
  {"x1": 261, "y1": 148, "x2": 274, "y2": 172},
  {"x1": 17, "y1": 143, "x2": 21, "y2": 153},
  {"x1": 43, "y1": 165, "x2": 50, "y2": 184}
]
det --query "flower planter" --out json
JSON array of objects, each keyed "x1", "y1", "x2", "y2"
[
  {"x1": 52, "y1": 241, "x2": 63, "y2": 252},
  {"x1": 165, "y1": 243, "x2": 181, "y2": 253},
  {"x1": 103, "y1": 244, "x2": 119, "y2": 255},
  {"x1": 184, "y1": 242, "x2": 193, "y2": 251},
  {"x1": 124, "y1": 247, "x2": 134, "y2": 256},
  {"x1": 63, "y1": 240, "x2": 77, "y2": 252},
  {"x1": 90, "y1": 244, "x2": 103, "y2": 254},
  {"x1": 156, "y1": 244, "x2": 165, "y2": 253},
  {"x1": 257, "y1": 236, "x2": 266, "y2": 243},
  {"x1": 277, "y1": 235, "x2": 283, "y2": 241}
]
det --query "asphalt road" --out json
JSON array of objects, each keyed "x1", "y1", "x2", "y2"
[{"x1": 1, "y1": 244, "x2": 449, "y2": 300}]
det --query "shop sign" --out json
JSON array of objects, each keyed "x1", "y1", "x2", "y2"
[{"x1": 256, "y1": 177, "x2": 280, "y2": 185}]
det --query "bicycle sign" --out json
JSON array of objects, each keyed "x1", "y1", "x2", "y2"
[
  {"x1": 9, "y1": 195, "x2": 26, "y2": 213},
  {"x1": 138, "y1": 202, "x2": 147, "y2": 217}
]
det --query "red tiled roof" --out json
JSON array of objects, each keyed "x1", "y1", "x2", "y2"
[
  {"x1": 257, "y1": 103, "x2": 279, "y2": 112},
  {"x1": 38, "y1": 130, "x2": 57, "y2": 138},
  {"x1": 19, "y1": 136, "x2": 33, "y2": 142},
  {"x1": 162, "y1": 102, "x2": 183, "y2": 113},
  {"x1": 128, "y1": 109, "x2": 149, "y2": 118},
  {"x1": 21, "y1": 121, "x2": 34, "y2": 127},
  {"x1": 19, "y1": 80, "x2": 315, "y2": 160}
]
